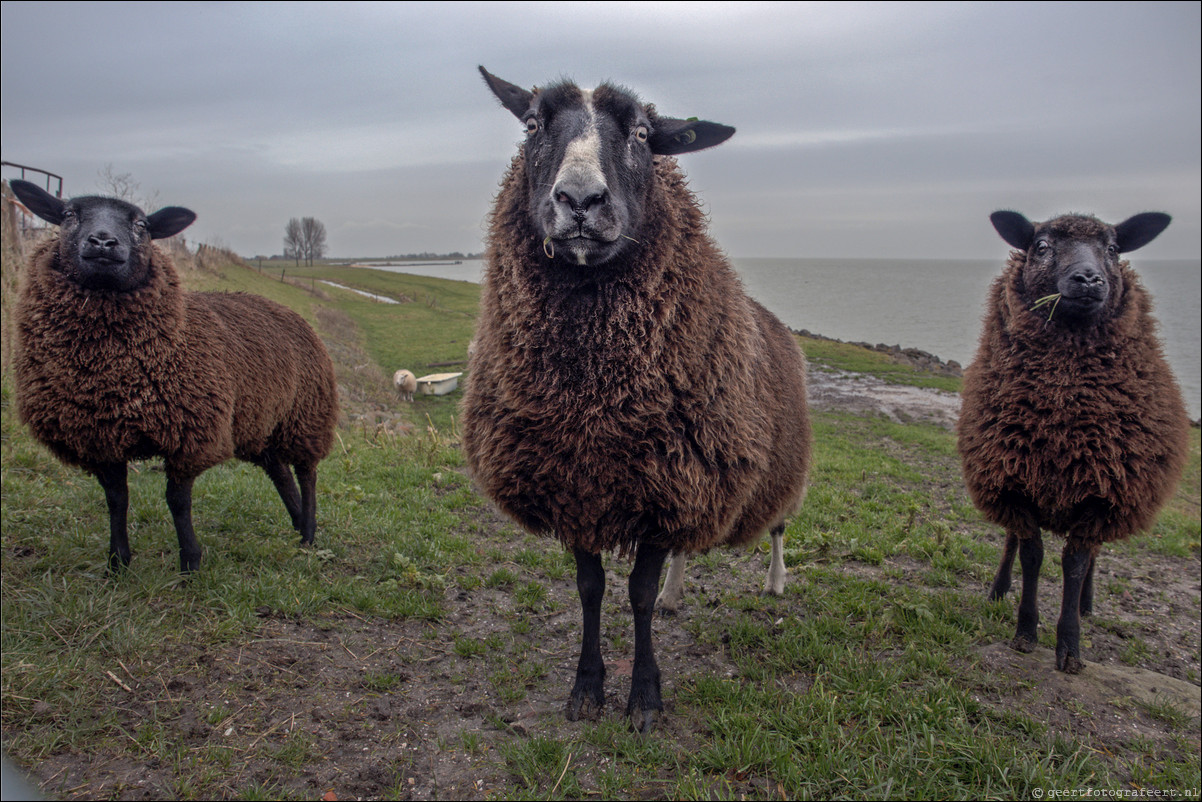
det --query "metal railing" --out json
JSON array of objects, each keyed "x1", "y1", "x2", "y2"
[{"x1": 1, "y1": 161, "x2": 63, "y2": 197}]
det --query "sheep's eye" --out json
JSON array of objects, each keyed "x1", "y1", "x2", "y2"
[
  {"x1": 524, "y1": 118, "x2": 539, "y2": 135},
  {"x1": 134, "y1": 219, "x2": 148, "y2": 231},
  {"x1": 1106, "y1": 244, "x2": 1118, "y2": 257},
  {"x1": 1035, "y1": 240, "x2": 1050, "y2": 254},
  {"x1": 634, "y1": 125, "x2": 649, "y2": 143}
]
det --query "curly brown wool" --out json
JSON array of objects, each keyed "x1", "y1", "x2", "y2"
[
  {"x1": 13, "y1": 183, "x2": 338, "y2": 574},
  {"x1": 958, "y1": 210, "x2": 1188, "y2": 674},
  {"x1": 462, "y1": 70, "x2": 811, "y2": 732}
]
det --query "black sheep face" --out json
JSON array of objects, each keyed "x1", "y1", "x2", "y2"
[
  {"x1": 480, "y1": 66, "x2": 735, "y2": 271},
  {"x1": 10, "y1": 180, "x2": 195, "y2": 292},
  {"x1": 991, "y1": 210, "x2": 1171, "y2": 326}
]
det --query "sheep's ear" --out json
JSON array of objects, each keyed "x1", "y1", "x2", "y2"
[
  {"x1": 990, "y1": 211, "x2": 1035, "y2": 251},
  {"x1": 479, "y1": 66, "x2": 534, "y2": 119},
  {"x1": 10, "y1": 179, "x2": 66, "y2": 225},
  {"x1": 649, "y1": 118, "x2": 736, "y2": 155},
  {"x1": 1115, "y1": 212, "x2": 1171, "y2": 253},
  {"x1": 146, "y1": 207, "x2": 196, "y2": 239}
]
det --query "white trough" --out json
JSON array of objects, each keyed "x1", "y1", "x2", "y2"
[{"x1": 415, "y1": 372, "x2": 463, "y2": 396}]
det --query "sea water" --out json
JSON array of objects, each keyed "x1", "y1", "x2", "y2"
[
  {"x1": 363, "y1": 257, "x2": 1201, "y2": 419},
  {"x1": 732, "y1": 257, "x2": 1200, "y2": 421}
]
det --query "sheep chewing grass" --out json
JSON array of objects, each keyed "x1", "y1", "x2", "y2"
[{"x1": 957, "y1": 209, "x2": 1189, "y2": 673}]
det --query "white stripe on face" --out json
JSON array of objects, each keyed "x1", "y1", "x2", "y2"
[{"x1": 552, "y1": 90, "x2": 605, "y2": 199}]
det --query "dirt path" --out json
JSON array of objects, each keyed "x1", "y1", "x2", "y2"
[{"x1": 807, "y1": 366, "x2": 962, "y2": 429}]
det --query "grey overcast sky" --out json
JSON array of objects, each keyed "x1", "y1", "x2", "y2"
[{"x1": 2, "y1": 1, "x2": 1199, "y2": 260}]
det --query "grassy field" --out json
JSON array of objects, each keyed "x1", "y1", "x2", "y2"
[{"x1": 1, "y1": 253, "x2": 1199, "y2": 800}]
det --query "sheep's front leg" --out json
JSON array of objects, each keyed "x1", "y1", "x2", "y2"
[
  {"x1": 655, "y1": 552, "x2": 687, "y2": 613},
  {"x1": 165, "y1": 475, "x2": 203, "y2": 572},
  {"x1": 988, "y1": 530, "x2": 1020, "y2": 601},
  {"x1": 94, "y1": 462, "x2": 131, "y2": 572},
  {"x1": 627, "y1": 542, "x2": 669, "y2": 734},
  {"x1": 1011, "y1": 531, "x2": 1043, "y2": 653},
  {"x1": 763, "y1": 524, "x2": 787, "y2": 596},
  {"x1": 294, "y1": 462, "x2": 319, "y2": 546},
  {"x1": 568, "y1": 548, "x2": 606, "y2": 720},
  {"x1": 1056, "y1": 541, "x2": 1093, "y2": 674}
]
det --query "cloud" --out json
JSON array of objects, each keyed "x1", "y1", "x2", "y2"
[{"x1": 2, "y1": 1, "x2": 1197, "y2": 259}]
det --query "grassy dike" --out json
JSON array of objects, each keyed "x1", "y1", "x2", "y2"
[{"x1": 1, "y1": 254, "x2": 1199, "y2": 800}]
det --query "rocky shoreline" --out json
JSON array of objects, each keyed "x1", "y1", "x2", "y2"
[{"x1": 794, "y1": 329, "x2": 964, "y2": 377}]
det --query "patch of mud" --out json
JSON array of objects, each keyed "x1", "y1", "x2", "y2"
[
  {"x1": 808, "y1": 367, "x2": 961, "y2": 429},
  {"x1": 18, "y1": 541, "x2": 776, "y2": 801},
  {"x1": 975, "y1": 641, "x2": 1200, "y2": 744},
  {"x1": 19, "y1": 519, "x2": 1199, "y2": 800}
]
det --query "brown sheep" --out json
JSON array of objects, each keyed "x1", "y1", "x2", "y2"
[
  {"x1": 10, "y1": 180, "x2": 339, "y2": 573},
  {"x1": 957, "y1": 210, "x2": 1189, "y2": 673},
  {"x1": 461, "y1": 68, "x2": 811, "y2": 732}
]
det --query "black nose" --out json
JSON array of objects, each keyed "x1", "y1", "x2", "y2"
[
  {"x1": 1068, "y1": 265, "x2": 1105, "y2": 288},
  {"x1": 553, "y1": 179, "x2": 608, "y2": 218},
  {"x1": 87, "y1": 232, "x2": 119, "y2": 251}
]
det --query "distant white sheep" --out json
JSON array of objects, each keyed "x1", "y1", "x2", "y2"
[{"x1": 393, "y1": 369, "x2": 417, "y2": 402}]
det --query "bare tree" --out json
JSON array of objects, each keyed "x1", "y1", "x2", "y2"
[
  {"x1": 300, "y1": 217, "x2": 327, "y2": 265},
  {"x1": 96, "y1": 164, "x2": 160, "y2": 210},
  {"x1": 282, "y1": 217, "x2": 327, "y2": 265},
  {"x1": 283, "y1": 218, "x2": 304, "y2": 266}
]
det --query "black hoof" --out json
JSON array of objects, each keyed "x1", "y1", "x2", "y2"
[
  {"x1": 628, "y1": 706, "x2": 660, "y2": 735},
  {"x1": 1056, "y1": 650, "x2": 1085, "y2": 674},
  {"x1": 625, "y1": 680, "x2": 663, "y2": 734},
  {"x1": 566, "y1": 690, "x2": 603, "y2": 722},
  {"x1": 1009, "y1": 635, "x2": 1037, "y2": 654},
  {"x1": 567, "y1": 660, "x2": 605, "y2": 723}
]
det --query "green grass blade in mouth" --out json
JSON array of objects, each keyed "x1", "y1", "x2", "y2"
[{"x1": 1031, "y1": 293, "x2": 1062, "y2": 320}]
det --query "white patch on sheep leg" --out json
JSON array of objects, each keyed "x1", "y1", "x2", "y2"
[
  {"x1": 763, "y1": 529, "x2": 786, "y2": 595},
  {"x1": 655, "y1": 552, "x2": 687, "y2": 612}
]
